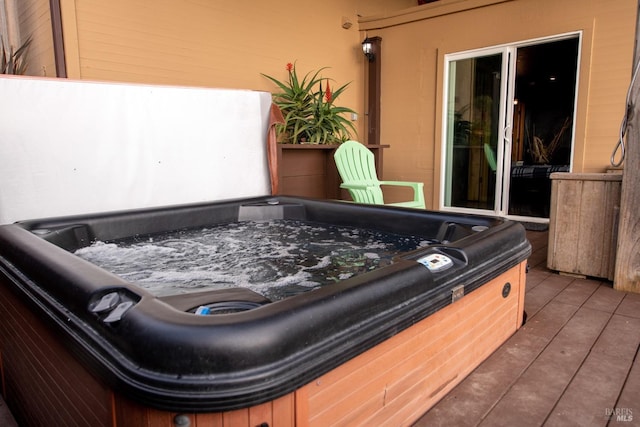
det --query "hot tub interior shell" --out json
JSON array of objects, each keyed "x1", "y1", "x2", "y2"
[{"x1": 0, "y1": 196, "x2": 530, "y2": 426}]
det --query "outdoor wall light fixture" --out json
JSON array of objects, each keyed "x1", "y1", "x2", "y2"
[
  {"x1": 363, "y1": 36, "x2": 381, "y2": 145},
  {"x1": 362, "y1": 38, "x2": 375, "y2": 62}
]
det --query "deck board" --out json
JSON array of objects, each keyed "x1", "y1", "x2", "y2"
[
  {"x1": 479, "y1": 306, "x2": 612, "y2": 427},
  {"x1": 615, "y1": 351, "x2": 640, "y2": 423},
  {"x1": 415, "y1": 230, "x2": 640, "y2": 427},
  {"x1": 546, "y1": 315, "x2": 640, "y2": 426}
]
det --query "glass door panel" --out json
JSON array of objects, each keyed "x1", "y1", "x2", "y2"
[
  {"x1": 443, "y1": 52, "x2": 504, "y2": 214},
  {"x1": 507, "y1": 38, "x2": 579, "y2": 219}
]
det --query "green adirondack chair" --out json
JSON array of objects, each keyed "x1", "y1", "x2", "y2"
[{"x1": 334, "y1": 140, "x2": 425, "y2": 209}]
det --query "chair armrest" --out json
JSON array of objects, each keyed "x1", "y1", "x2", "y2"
[
  {"x1": 341, "y1": 180, "x2": 425, "y2": 209},
  {"x1": 379, "y1": 181, "x2": 424, "y2": 190},
  {"x1": 340, "y1": 182, "x2": 379, "y2": 190},
  {"x1": 379, "y1": 181, "x2": 425, "y2": 209}
]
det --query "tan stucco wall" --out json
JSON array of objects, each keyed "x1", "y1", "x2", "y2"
[
  {"x1": 55, "y1": 0, "x2": 416, "y2": 142},
  {"x1": 361, "y1": 0, "x2": 637, "y2": 208}
]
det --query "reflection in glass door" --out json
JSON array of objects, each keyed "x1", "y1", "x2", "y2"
[{"x1": 443, "y1": 50, "x2": 508, "y2": 215}]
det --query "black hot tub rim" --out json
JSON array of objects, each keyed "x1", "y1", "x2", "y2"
[{"x1": 0, "y1": 196, "x2": 531, "y2": 412}]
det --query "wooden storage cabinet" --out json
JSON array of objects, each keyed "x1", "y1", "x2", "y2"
[{"x1": 547, "y1": 172, "x2": 622, "y2": 280}]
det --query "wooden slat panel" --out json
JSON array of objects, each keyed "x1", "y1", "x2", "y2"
[
  {"x1": 272, "y1": 394, "x2": 295, "y2": 427},
  {"x1": 195, "y1": 412, "x2": 224, "y2": 427},
  {"x1": 605, "y1": 180, "x2": 622, "y2": 280},
  {"x1": 577, "y1": 178, "x2": 621, "y2": 279},
  {"x1": 281, "y1": 176, "x2": 328, "y2": 199},
  {"x1": 381, "y1": 307, "x2": 519, "y2": 426},
  {"x1": 112, "y1": 397, "x2": 151, "y2": 427},
  {"x1": 548, "y1": 179, "x2": 582, "y2": 272},
  {"x1": 0, "y1": 280, "x2": 112, "y2": 427},
  {"x1": 363, "y1": 280, "x2": 521, "y2": 426},
  {"x1": 221, "y1": 408, "x2": 249, "y2": 426},
  {"x1": 310, "y1": 275, "x2": 517, "y2": 419},
  {"x1": 294, "y1": 382, "x2": 310, "y2": 427},
  {"x1": 248, "y1": 401, "x2": 272, "y2": 427},
  {"x1": 300, "y1": 263, "x2": 525, "y2": 426},
  {"x1": 574, "y1": 180, "x2": 609, "y2": 276},
  {"x1": 113, "y1": 392, "x2": 296, "y2": 427}
]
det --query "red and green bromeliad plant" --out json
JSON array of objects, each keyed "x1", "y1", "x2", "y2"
[{"x1": 262, "y1": 62, "x2": 358, "y2": 144}]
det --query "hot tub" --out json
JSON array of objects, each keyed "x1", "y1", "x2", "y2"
[{"x1": 0, "y1": 196, "x2": 530, "y2": 426}]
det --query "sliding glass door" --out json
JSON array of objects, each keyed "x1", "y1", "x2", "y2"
[{"x1": 441, "y1": 35, "x2": 579, "y2": 221}]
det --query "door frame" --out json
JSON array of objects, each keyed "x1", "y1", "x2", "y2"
[{"x1": 439, "y1": 31, "x2": 582, "y2": 222}]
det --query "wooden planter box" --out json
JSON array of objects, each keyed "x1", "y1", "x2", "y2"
[
  {"x1": 547, "y1": 172, "x2": 622, "y2": 280},
  {"x1": 276, "y1": 144, "x2": 388, "y2": 200}
]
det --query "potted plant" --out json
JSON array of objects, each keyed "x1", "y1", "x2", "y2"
[
  {"x1": 262, "y1": 62, "x2": 357, "y2": 144},
  {"x1": 262, "y1": 62, "x2": 366, "y2": 199}
]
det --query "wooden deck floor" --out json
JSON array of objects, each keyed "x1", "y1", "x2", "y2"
[{"x1": 414, "y1": 230, "x2": 640, "y2": 427}]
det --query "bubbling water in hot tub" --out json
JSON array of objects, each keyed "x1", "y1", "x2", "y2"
[{"x1": 75, "y1": 219, "x2": 432, "y2": 301}]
